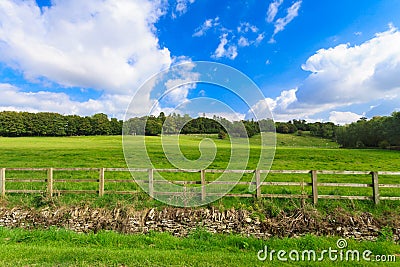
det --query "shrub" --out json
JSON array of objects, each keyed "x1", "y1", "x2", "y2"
[
  {"x1": 218, "y1": 130, "x2": 227, "y2": 139},
  {"x1": 379, "y1": 140, "x2": 390, "y2": 149}
]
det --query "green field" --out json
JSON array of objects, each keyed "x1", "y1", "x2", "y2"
[
  {"x1": 0, "y1": 227, "x2": 398, "y2": 267},
  {"x1": 0, "y1": 133, "x2": 398, "y2": 170},
  {"x1": 0, "y1": 133, "x2": 399, "y2": 208},
  {"x1": 0, "y1": 134, "x2": 399, "y2": 266}
]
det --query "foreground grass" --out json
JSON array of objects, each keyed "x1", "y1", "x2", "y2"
[{"x1": 0, "y1": 227, "x2": 398, "y2": 266}]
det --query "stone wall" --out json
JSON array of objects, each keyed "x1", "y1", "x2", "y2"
[{"x1": 0, "y1": 206, "x2": 398, "y2": 241}]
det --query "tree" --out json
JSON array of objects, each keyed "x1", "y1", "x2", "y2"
[
  {"x1": 110, "y1": 118, "x2": 123, "y2": 135},
  {"x1": 78, "y1": 116, "x2": 93, "y2": 135},
  {"x1": 259, "y1": 119, "x2": 275, "y2": 132},
  {"x1": 0, "y1": 111, "x2": 25, "y2": 137},
  {"x1": 65, "y1": 115, "x2": 81, "y2": 136},
  {"x1": 158, "y1": 112, "x2": 166, "y2": 125},
  {"x1": 276, "y1": 122, "x2": 296, "y2": 134},
  {"x1": 90, "y1": 113, "x2": 111, "y2": 135},
  {"x1": 277, "y1": 123, "x2": 289, "y2": 134},
  {"x1": 145, "y1": 116, "x2": 161, "y2": 136}
]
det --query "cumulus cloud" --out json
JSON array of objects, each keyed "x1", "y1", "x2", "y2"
[
  {"x1": 253, "y1": 25, "x2": 400, "y2": 122},
  {"x1": 0, "y1": 0, "x2": 172, "y2": 94},
  {"x1": 266, "y1": 0, "x2": 283, "y2": 23},
  {"x1": 0, "y1": 83, "x2": 132, "y2": 118},
  {"x1": 249, "y1": 93, "x2": 334, "y2": 122},
  {"x1": 0, "y1": 0, "x2": 174, "y2": 118},
  {"x1": 329, "y1": 111, "x2": 363, "y2": 125},
  {"x1": 212, "y1": 34, "x2": 238, "y2": 60},
  {"x1": 129, "y1": 59, "x2": 201, "y2": 117},
  {"x1": 248, "y1": 88, "x2": 317, "y2": 121},
  {"x1": 298, "y1": 24, "x2": 400, "y2": 105}
]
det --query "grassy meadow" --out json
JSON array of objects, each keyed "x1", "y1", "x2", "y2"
[
  {"x1": 0, "y1": 133, "x2": 398, "y2": 170},
  {"x1": 0, "y1": 133, "x2": 399, "y2": 208}
]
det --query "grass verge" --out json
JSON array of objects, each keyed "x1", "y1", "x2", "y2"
[{"x1": 0, "y1": 227, "x2": 398, "y2": 266}]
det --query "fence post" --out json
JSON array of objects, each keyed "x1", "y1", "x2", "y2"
[
  {"x1": 148, "y1": 169, "x2": 154, "y2": 198},
  {"x1": 300, "y1": 178, "x2": 305, "y2": 208},
  {"x1": 255, "y1": 170, "x2": 261, "y2": 198},
  {"x1": 47, "y1": 168, "x2": 53, "y2": 197},
  {"x1": 201, "y1": 169, "x2": 206, "y2": 202},
  {"x1": 99, "y1": 168, "x2": 105, "y2": 197},
  {"x1": 0, "y1": 168, "x2": 5, "y2": 197},
  {"x1": 311, "y1": 170, "x2": 318, "y2": 205},
  {"x1": 371, "y1": 171, "x2": 380, "y2": 205}
]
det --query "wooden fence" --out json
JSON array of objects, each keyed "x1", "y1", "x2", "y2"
[{"x1": 0, "y1": 168, "x2": 400, "y2": 205}]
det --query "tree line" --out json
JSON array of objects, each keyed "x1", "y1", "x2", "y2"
[
  {"x1": 274, "y1": 112, "x2": 400, "y2": 148},
  {"x1": 275, "y1": 120, "x2": 336, "y2": 139},
  {"x1": 123, "y1": 112, "x2": 267, "y2": 138},
  {"x1": 0, "y1": 111, "x2": 265, "y2": 138},
  {"x1": 1, "y1": 110, "x2": 399, "y2": 148},
  {"x1": 336, "y1": 112, "x2": 400, "y2": 148},
  {"x1": 0, "y1": 111, "x2": 122, "y2": 137}
]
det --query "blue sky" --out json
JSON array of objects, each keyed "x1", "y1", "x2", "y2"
[{"x1": 0, "y1": 0, "x2": 400, "y2": 124}]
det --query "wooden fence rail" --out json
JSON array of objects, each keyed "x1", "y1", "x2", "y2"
[{"x1": 0, "y1": 168, "x2": 400, "y2": 205}]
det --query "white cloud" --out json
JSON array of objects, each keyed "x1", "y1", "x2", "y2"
[
  {"x1": 329, "y1": 111, "x2": 363, "y2": 125},
  {"x1": 0, "y1": 83, "x2": 131, "y2": 118},
  {"x1": 266, "y1": 0, "x2": 283, "y2": 23},
  {"x1": 0, "y1": 0, "x2": 173, "y2": 117},
  {"x1": 237, "y1": 32, "x2": 264, "y2": 48},
  {"x1": 270, "y1": 0, "x2": 302, "y2": 42},
  {"x1": 249, "y1": 89, "x2": 305, "y2": 121},
  {"x1": 163, "y1": 82, "x2": 195, "y2": 105},
  {"x1": 0, "y1": 1, "x2": 171, "y2": 92},
  {"x1": 237, "y1": 22, "x2": 258, "y2": 33},
  {"x1": 254, "y1": 25, "x2": 400, "y2": 122},
  {"x1": 201, "y1": 112, "x2": 245, "y2": 122},
  {"x1": 195, "y1": 20, "x2": 263, "y2": 59},
  {"x1": 238, "y1": 36, "x2": 250, "y2": 47},
  {"x1": 212, "y1": 33, "x2": 238, "y2": 60},
  {"x1": 255, "y1": 33, "x2": 265, "y2": 44},
  {"x1": 0, "y1": 0, "x2": 172, "y2": 94},
  {"x1": 149, "y1": 60, "x2": 200, "y2": 111},
  {"x1": 173, "y1": 0, "x2": 195, "y2": 18},
  {"x1": 298, "y1": 25, "x2": 400, "y2": 105},
  {"x1": 192, "y1": 17, "x2": 219, "y2": 37},
  {"x1": 271, "y1": 89, "x2": 298, "y2": 111}
]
